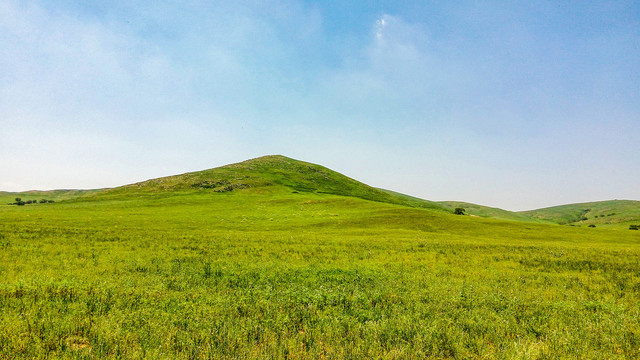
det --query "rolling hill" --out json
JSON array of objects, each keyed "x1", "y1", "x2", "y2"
[
  {"x1": 436, "y1": 201, "x2": 544, "y2": 223},
  {"x1": 86, "y1": 155, "x2": 446, "y2": 211},
  {"x1": 520, "y1": 200, "x2": 640, "y2": 229},
  {"x1": 3, "y1": 156, "x2": 638, "y2": 230}
]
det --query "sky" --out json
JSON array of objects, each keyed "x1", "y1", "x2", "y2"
[{"x1": 1, "y1": 0, "x2": 639, "y2": 211}]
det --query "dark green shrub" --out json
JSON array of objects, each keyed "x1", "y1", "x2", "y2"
[{"x1": 454, "y1": 207, "x2": 465, "y2": 215}]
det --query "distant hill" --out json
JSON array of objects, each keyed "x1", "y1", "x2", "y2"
[
  {"x1": 0, "y1": 189, "x2": 99, "y2": 205},
  {"x1": 520, "y1": 200, "x2": 640, "y2": 229},
  {"x1": 437, "y1": 201, "x2": 544, "y2": 223}
]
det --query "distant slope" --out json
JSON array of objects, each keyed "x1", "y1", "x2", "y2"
[
  {"x1": 521, "y1": 200, "x2": 640, "y2": 228},
  {"x1": 95, "y1": 155, "x2": 446, "y2": 211},
  {"x1": 0, "y1": 189, "x2": 99, "y2": 205},
  {"x1": 437, "y1": 201, "x2": 542, "y2": 223}
]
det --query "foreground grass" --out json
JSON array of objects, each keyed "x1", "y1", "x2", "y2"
[{"x1": 1, "y1": 192, "x2": 639, "y2": 359}]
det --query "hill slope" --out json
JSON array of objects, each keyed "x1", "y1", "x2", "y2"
[
  {"x1": 437, "y1": 201, "x2": 543, "y2": 223},
  {"x1": 94, "y1": 155, "x2": 445, "y2": 211},
  {"x1": 521, "y1": 200, "x2": 640, "y2": 228}
]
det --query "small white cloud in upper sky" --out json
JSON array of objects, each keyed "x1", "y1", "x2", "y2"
[{"x1": 375, "y1": 16, "x2": 387, "y2": 39}]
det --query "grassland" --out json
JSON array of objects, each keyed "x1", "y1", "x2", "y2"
[{"x1": 1, "y1": 156, "x2": 639, "y2": 359}]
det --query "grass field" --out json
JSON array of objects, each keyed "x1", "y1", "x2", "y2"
[{"x1": 1, "y1": 156, "x2": 639, "y2": 359}]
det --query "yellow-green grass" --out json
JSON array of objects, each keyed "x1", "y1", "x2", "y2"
[{"x1": 1, "y1": 157, "x2": 639, "y2": 358}]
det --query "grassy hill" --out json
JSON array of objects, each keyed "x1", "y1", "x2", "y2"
[
  {"x1": 1, "y1": 156, "x2": 640, "y2": 358},
  {"x1": 88, "y1": 155, "x2": 446, "y2": 212},
  {"x1": 521, "y1": 200, "x2": 640, "y2": 229}
]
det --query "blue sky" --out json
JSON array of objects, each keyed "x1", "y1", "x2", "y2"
[{"x1": 1, "y1": 0, "x2": 639, "y2": 210}]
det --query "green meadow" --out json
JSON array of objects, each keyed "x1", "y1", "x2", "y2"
[{"x1": 1, "y1": 156, "x2": 639, "y2": 359}]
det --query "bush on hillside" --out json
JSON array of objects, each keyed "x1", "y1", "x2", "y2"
[
  {"x1": 630, "y1": 225, "x2": 639, "y2": 230},
  {"x1": 454, "y1": 207, "x2": 466, "y2": 215}
]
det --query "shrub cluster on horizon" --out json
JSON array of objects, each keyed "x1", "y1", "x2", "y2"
[{"x1": 7, "y1": 197, "x2": 54, "y2": 206}]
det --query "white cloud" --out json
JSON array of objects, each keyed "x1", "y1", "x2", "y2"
[{"x1": 375, "y1": 16, "x2": 386, "y2": 39}]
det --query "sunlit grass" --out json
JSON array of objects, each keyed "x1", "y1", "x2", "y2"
[{"x1": 1, "y1": 190, "x2": 639, "y2": 359}]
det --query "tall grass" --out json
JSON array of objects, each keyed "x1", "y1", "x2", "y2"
[{"x1": 1, "y1": 192, "x2": 639, "y2": 358}]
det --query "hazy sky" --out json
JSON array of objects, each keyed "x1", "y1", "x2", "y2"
[{"x1": 1, "y1": 1, "x2": 639, "y2": 210}]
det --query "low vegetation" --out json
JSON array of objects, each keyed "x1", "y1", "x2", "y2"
[
  {"x1": 1, "y1": 156, "x2": 639, "y2": 359},
  {"x1": 7, "y1": 197, "x2": 54, "y2": 206}
]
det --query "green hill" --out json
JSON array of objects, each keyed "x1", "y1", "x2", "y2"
[
  {"x1": 4, "y1": 157, "x2": 638, "y2": 230},
  {"x1": 92, "y1": 155, "x2": 446, "y2": 211},
  {"x1": 520, "y1": 200, "x2": 640, "y2": 229},
  {"x1": 436, "y1": 201, "x2": 544, "y2": 223}
]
